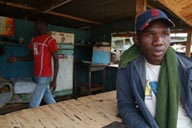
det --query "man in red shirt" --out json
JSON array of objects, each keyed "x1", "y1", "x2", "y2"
[{"x1": 8, "y1": 19, "x2": 59, "y2": 108}]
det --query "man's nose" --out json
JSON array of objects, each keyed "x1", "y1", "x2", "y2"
[{"x1": 152, "y1": 35, "x2": 163, "y2": 45}]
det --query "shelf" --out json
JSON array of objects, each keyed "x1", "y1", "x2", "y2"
[
  {"x1": 75, "y1": 43, "x2": 93, "y2": 47},
  {"x1": 0, "y1": 41, "x2": 23, "y2": 46}
]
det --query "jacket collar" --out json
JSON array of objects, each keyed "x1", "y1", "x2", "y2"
[{"x1": 132, "y1": 55, "x2": 146, "y2": 92}]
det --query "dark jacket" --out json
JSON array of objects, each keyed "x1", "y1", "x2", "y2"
[{"x1": 116, "y1": 53, "x2": 192, "y2": 128}]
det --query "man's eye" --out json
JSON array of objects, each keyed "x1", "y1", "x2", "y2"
[
  {"x1": 161, "y1": 33, "x2": 169, "y2": 37},
  {"x1": 144, "y1": 33, "x2": 153, "y2": 38}
]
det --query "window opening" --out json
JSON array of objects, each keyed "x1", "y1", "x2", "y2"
[{"x1": 111, "y1": 33, "x2": 134, "y2": 64}]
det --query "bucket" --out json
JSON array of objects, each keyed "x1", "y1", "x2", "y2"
[{"x1": 0, "y1": 82, "x2": 13, "y2": 108}]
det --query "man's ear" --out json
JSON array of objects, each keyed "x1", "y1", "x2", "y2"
[{"x1": 133, "y1": 35, "x2": 139, "y2": 46}]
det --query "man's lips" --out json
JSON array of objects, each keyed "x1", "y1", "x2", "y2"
[{"x1": 151, "y1": 50, "x2": 164, "y2": 56}]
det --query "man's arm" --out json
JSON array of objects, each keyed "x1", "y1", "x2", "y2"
[
  {"x1": 7, "y1": 52, "x2": 33, "y2": 62},
  {"x1": 50, "y1": 51, "x2": 59, "y2": 91},
  {"x1": 116, "y1": 68, "x2": 150, "y2": 128}
]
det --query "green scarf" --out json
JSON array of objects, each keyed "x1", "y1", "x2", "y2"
[{"x1": 120, "y1": 45, "x2": 180, "y2": 128}]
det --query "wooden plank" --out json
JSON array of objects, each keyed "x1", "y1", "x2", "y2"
[
  {"x1": 135, "y1": 0, "x2": 147, "y2": 32},
  {"x1": 182, "y1": 3, "x2": 192, "y2": 10},
  {"x1": 1, "y1": 91, "x2": 121, "y2": 128},
  {"x1": 40, "y1": 105, "x2": 75, "y2": 127},
  {"x1": 136, "y1": 0, "x2": 147, "y2": 18},
  {"x1": 0, "y1": 116, "x2": 9, "y2": 128},
  {"x1": 177, "y1": 0, "x2": 192, "y2": 6},
  {"x1": 158, "y1": 0, "x2": 192, "y2": 27},
  {"x1": 185, "y1": 30, "x2": 192, "y2": 57},
  {"x1": 6, "y1": 111, "x2": 28, "y2": 128}
]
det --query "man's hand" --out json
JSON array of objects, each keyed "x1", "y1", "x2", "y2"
[
  {"x1": 50, "y1": 80, "x2": 57, "y2": 91},
  {"x1": 7, "y1": 56, "x2": 17, "y2": 62}
]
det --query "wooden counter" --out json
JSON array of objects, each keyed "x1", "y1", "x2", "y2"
[{"x1": 0, "y1": 91, "x2": 121, "y2": 128}]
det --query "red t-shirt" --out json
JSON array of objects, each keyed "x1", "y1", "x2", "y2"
[{"x1": 29, "y1": 34, "x2": 58, "y2": 77}]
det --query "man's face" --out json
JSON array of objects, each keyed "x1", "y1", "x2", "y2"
[{"x1": 136, "y1": 20, "x2": 171, "y2": 65}]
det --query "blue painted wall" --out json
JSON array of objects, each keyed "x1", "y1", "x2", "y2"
[{"x1": 0, "y1": 18, "x2": 91, "y2": 79}]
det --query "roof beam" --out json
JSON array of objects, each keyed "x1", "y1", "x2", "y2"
[
  {"x1": 43, "y1": 0, "x2": 72, "y2": 12},
  {"x1": 0, "y1": 1, "x2": 102, "y2": 25},
  {"x1": 136, "y1": 0, "x2": 147, "y2": 18},
  {"x1": 0, "y1": 1, "x2": 34, "y2": 10},
  {"x1": 135, "y1": 0, "x2": 147, "y2": 31},
  {"x1": 25, "y1": 0, "x2": 72, "y2": 18},
  {"x1": 47, "y1": 11, "x2": 102, "y2": 25}
]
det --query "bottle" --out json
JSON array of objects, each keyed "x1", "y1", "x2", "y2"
[{"x1": 19, "y1": 37, "x2": 24, "y2": 44}]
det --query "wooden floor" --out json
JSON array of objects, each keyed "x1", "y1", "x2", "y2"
[{"x1": 0, "y1": 91, "x2": 121, "y2": 128}]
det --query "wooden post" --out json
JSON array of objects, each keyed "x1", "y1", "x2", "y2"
[
  {"x1": 136, "y1": 0, "x2": 147, "y2": 18},
  {"x1": 135, "y1": 0, "x2": 147, "y2": 33},
  {"x1": 185, "y1": 30, "x2": 192, "y2": 57}
]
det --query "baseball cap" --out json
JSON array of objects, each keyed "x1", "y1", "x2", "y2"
[{"x1": 136, "y1": 9, "x2": 175, "y2": 31}]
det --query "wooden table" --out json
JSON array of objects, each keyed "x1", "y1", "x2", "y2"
[
  {"x1": 0, "y1": 91, "x2": 121, "y2": 128},
  {"x1": 75, "y1": 62, "x2": 107, "y2": 95},
  {"x1": 87, "y1": 64, "x2": 106, "y2": 94}
]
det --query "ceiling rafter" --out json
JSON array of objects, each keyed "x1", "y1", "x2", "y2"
[
  {"x1": 24, "y1": 0, "x2": 72, "y2": 18},
  {"x1": 0, "y1": 1, "x2": 102, "y2": 25},
  {"x1": 43, "y1": 0, "x2": 71, "y2": 12}
]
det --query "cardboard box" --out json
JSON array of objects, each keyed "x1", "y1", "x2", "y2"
[
  {"x1": 92, "y1": 46, "x2": 111, "y2": 65},
  {"x1": 0, "y1": 16, "x2": 14, "y2": 36}
]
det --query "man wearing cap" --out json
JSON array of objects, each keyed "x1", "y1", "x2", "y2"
[{"x1": 116, "y1": 9, "x2": 192, "y2": 128}]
